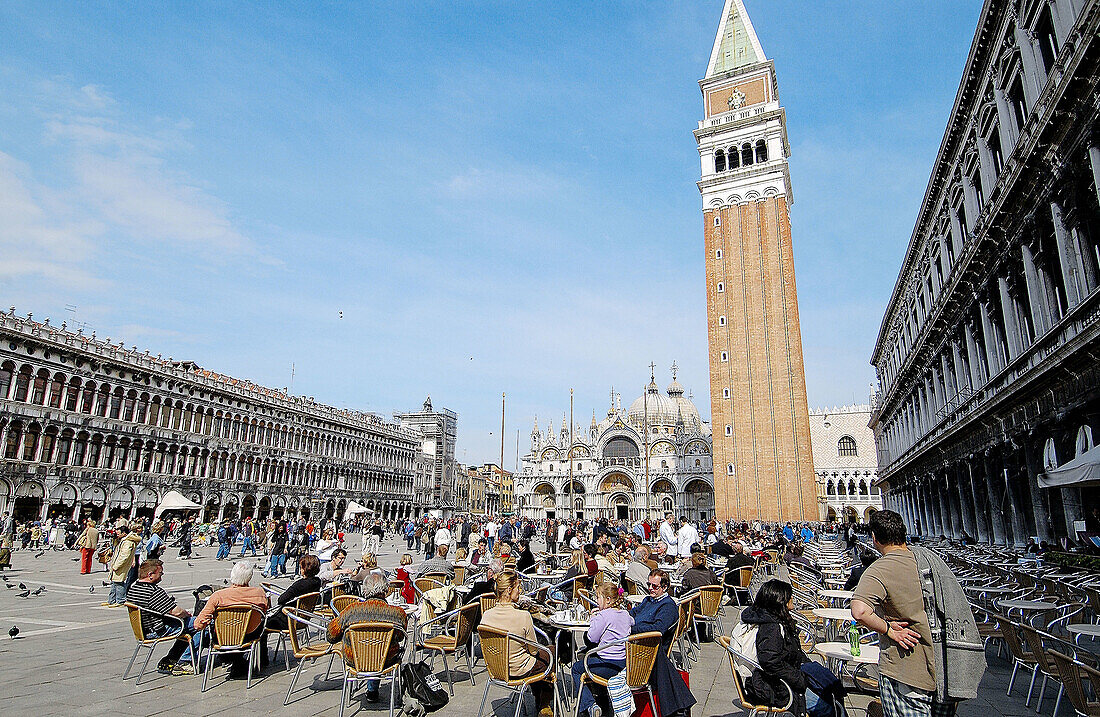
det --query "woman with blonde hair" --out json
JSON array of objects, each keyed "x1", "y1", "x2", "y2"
[
  {"x1": 395, "y1": 553, "x2": 415, "y2": 604},
  {"x1": 480, "y1": 572, "x2": 554, "y2": 716},
  {"x1": 572, "y1": 582, "x2": 633, "y2": 717},
  {"x1": 455, "y1": 546, "x2": 468, "y2": 562}
]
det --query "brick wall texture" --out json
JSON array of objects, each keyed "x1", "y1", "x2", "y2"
[{"x1": 704, "y1": 195, "x2": 817, "y2": 521}]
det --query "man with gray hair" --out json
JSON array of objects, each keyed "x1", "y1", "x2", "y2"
[
  {"x1": 194, "y1": 560, "x2": 269, "y2": 679},
  {"x1": 626, "y1": 546, "x2": 651, "y2": 587},
  {"x1": 327, "y1": 571, "x2": 407, "y2": 702}
]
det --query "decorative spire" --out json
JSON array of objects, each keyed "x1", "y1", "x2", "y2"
[{"x1": 705, "y1": 0, "x2": 766, "y2": 78}]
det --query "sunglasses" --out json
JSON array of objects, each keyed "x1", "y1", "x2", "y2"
[{"x1": 647, "y1": 582, "x2": 663, "y2": 589}]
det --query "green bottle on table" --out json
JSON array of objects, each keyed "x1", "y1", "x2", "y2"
[{"x1": 848, "y1": 624, "x2": 861, "y2": 656}]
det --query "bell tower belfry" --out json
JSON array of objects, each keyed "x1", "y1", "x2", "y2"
[{"x1": 696, "y1": 0, "x2": 816, "y2": 522}]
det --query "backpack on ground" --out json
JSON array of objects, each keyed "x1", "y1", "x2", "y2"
[{"x1": 402, "y1": 660, "x2": 449, "y2": 712}]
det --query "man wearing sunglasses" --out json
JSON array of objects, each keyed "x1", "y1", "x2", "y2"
[{"x1": 630, "y1": 569, "x2": 696, "y2": 717}]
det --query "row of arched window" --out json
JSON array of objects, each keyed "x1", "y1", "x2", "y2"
[
  {"x1": 0, "y1": 419, "x2": 411, "y2": 496},
  {"x1": 824, "y1": 476, "x2": 877, "y2": 496},
  {"x1": 714, "y1": 140, "x2": 768, "y2": 172},
  {"x1": 0, "y1": 360, "x2": 415, "y2": 471}
]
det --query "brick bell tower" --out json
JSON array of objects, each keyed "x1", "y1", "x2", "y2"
[{"x1": 696, "y1": 0, "x2": 816, "y2": 522}]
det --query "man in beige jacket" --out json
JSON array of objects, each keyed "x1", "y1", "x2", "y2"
[
  {"x1": 76, "y1": 519, "x2": 99, "y2": 575},
  {"x1": 105, "y1": 524, "x2": 141, "y2": 607}
]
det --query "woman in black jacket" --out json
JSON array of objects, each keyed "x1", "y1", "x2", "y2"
[{"x1": 738, "y1": 579, "x2": 823, "y2": 717}]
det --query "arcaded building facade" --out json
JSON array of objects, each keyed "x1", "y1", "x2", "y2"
[
  {"x1": 870, "y1": 0, "x2": 1100, "y2": 544},
  {"x1": 696, "y1": 0, "x2": 817, "y2": 522},
  {"x1": 809, "y1": 405, "x2": 883, "y2": 524},
  {"x1": 0, "y1": 309, "x2": 431, "y2": 523},
  {"x1": 516, "y1": 369, "x2": 714, "y2": 522}
]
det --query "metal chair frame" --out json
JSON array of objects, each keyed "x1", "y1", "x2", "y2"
[
  {"x1": 122, "y1": 602, "x2": 197, "y2": 685},
  {"x1": 282, "y1": 606, "x2": 335, "y2": 706},
  {"x1": 416, "y1": 602, "x2": 479, "y2": 695},
  {"x1": 340, "y1": 621, "x2": 406, "y2": 717},
  {"x1": 200, "y1": 603, "x2": 268, "y2": 692},
  {"x1": 476, "y1": 624, "x2": 562, "y2": 717}
]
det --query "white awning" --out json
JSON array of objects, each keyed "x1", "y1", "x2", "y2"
[
  {"x1": 155, "y1": 490, "x2": 202, "y2": 516},
  {"x1": 1039, "y1": 444, "x2": 1100, "y2": 488},
  {"x1": 345, "y1": 501, "x2": 372, "y2": 516}
]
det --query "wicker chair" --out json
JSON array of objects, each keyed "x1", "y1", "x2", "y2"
[
  {"x1": 718, "y1": 635, "x2": 795, "y2": 716},
  {"x1": 1020, "y1": 624, "x2": 1070, "y2": 715},
  {"x1": 414, "y1": 576, "x2": 450, "y2": 624},
  {"x1": 476, "y1": 624, "x2": 560, "y2": 717},
  {"x1": 572, "y1": 631, "x2": 662, "y2": 717},
  {"x1": 454, "y1": 565, "x2": 467, "y2": 587},
  {"x1": 282, "y1": 606, "x2": 336, "y2": 706},
  {"x1": 690, "y1": 585, "x2": 725, "y2": 642},
  {"x1": 1048, "y1": 650, "x2": 1100, "y2": 717},
  {"x1": 416, "y1": 602, "x2": 479, "y2": 694},
  {"x1": 999, "y1": 616, "x2": 1041, "y2": 705},
  {"x1": 668, "y1": 596, "x2": 697, "y2": 669},
  {"x1": 341, "y1": 621, "x2": 406, "y2": 717},
  {"x1": 332, "y1": 594, "x2": 364, "y2": 616},
  {"x1": 623, "y1": 577, "x2": 644, "y2": 596},
  {"x1": 121, "y1": 602, "x2": 196, "y2": 684},
  {"x1": 201, "y1": 604, "x2": 267, "y2": 691},
  {"x1": 479, "y1": 594, "x2": 498, "y2": 615},
  {"x1": 576, "y1": 588, "x2": 598, "y2": 611},
  {"x1": 266, "y1": 591, "x2": 320, "y2": 671}
]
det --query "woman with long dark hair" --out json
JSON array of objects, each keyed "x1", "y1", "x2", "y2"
[{"x1": 739, "y1": 579, "x2": 837, "y2": 717}]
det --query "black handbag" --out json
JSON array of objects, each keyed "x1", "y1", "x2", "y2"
[{"x1": 401, "y1": 661, "x2": 449, "y2": 712}]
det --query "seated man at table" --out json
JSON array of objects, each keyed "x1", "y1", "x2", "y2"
[
  {"x1": 680, "y1": 552, "x2": 720, "y2": 592},
  {"x1": 417, "y1": 544, "x2": 456, "y2": 580},
  {"x1": 470, "y1": 538, "x2": 491, "y2": 566},
  {"x1": 127, "y1": 558, "x2": 196, "y2": 676},
  {"x1": 514, "y1": 539, "x2": 536, "y2": 573},
  {"x1": 625, "y1": 547, "x2": 652, "y2": 588},
  {"x1": 710, "y1": 535, "x2": 735, "y2": 558},
  {"x1": 194, "y1": 560, "x2": 269, "y2": 679},
  {"x1": 843, "y1": 550, "x2": 878, "y2": 591},
  {"x1": 785, "y1": 544, "x2": 818, "y2": 573},
  {"x1": 631, "y1": 570, "x2": 695, "y2": 717},
  {"x1": 327, "y1": 572, "x2": 407, "y2": 703},
  {"x1": 318, "y1": 548, "x2": 356, "y2": 582}
]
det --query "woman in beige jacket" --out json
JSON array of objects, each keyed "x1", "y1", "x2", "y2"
[
  {"x1": 75, "y1": 519, "x2": 99, "y2": 575},
  {"x1": 106, "y1": 525, "x2": 141, "y2": 607}
]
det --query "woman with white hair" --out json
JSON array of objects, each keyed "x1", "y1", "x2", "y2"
[{"x1": 194, "y1": 560, "x2": 269, "y2": 679}]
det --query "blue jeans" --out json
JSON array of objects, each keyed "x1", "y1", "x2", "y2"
[
  {"x1": 109, "y1": 581, "x2": 128, "y2": 605},
  {"x1": 239, "y1": 536, "x2": 255, "y2": 556},
  {"x1": 486, "y1": 537, "x2": 495, "y2": 553},
  {"x1": 572, "y1": 655, "x2": 624, "y2": 714},
  {"x1": 215, "y1": 542, "x2": 231, "y2": 560},
  {"x1": 152, "y1": 616, "x2": 198, "y2": 664},
  {"x1": 267, "y1": 553, "x2": 287, "y2": 576}
]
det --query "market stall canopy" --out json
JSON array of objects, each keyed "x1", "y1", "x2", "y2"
[
  {"x1": 155, "y1": 490, "x2": 202, "y2": 516},
  {"x1": 1039, "y1": 444, "x2": 1100, "y2": 488},
  {"x1": 345, "y1": 501, "x2": 372, "y2": 516}
]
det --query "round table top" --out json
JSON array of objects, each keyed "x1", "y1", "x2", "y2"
[
  {"x1": 548, "y1": 612, "x2": 592, "y2": 629},
  {"x1": 814, "y1": 641, "x2": 880, "y2": 664},
  {"x1": 963, "y1": 586, "x2": 1014, "y2": 594},
  {"x1": 819, "y1": 590, "x2": 854, "y2": 600},
  {"x1": 998, "y1": 599, "x2": 1057, "y2": 611},
  {"x1": 1067, "y1": 624, "x2": 1100, "y2": 637},
  {"x1": 812, "y1": 608, "x2": 855, "y2": 621}
]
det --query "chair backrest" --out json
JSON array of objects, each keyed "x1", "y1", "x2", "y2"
[
  {"x1": 623, "y1": 577, "x2": 643, "y2": 596},
  {"x1": 421, "y1": 573, "x2": 448, "y2": 586},
  {"x1": 453, "y1": 566, "x2": 466, "y2": 586},
  {"x1": 624, "y1": 631, "x2": 662, "y2": 688},
  {"x1": 453, "y1": 602, "x2": 478, "y2": 646},
  {"x1": 333, "y1": 594, "x2": 363, "y2": 615},
  {"x1": 293, "y1": 590, "x2": 321, "y2": 615},
  {"x1": 696, "y1": 585, "x2": 723, "y2": 618},
  {"x1": 344, "y1": 621, "x2": 400, "y2": 673},
  {"x1": 284, "y1": 606, "x2": 327, "y2": 657},
  {"x1": 477, "y1": 624, "x2": 512, "y2": 682},
  {"x1": 415, "y1": 576, "x2": 446, "y2": 595},
  {"x1": 668, "y1": 598, "x2": 695, "y2": 657},
  {"x1": 123, "y1": 602, "x2": 146, "y2": 642},
  {"x1": 718, "y1": 635, "x2": 792, "y2": 712},
  {"x1": 211, "y1": 604, "x2": 265, "y2": 648},
  {"x1": 997, "y1": 617, "x2": 1034, "y2": 662},
  {"x1": 479, "y1": 594, "x2": 498, "y2": 615},
  {"x1": 1047, "y1": 649, "x2": 1099, "y2": 717},
  {"x1": 387, "y1": 579, "x2": 404, "y2": 600},
  {"x1": 331, "y1": 582, "x2": 348, "y2": 600},
  {"x1": 571, "y1": 576, "x2": 589, "y2": 602},
  {"x1": 1018, "y1": 624, "x2": 1054, "y2": 674}
]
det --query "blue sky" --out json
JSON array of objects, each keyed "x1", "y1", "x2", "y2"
[{"x1": 0, "y1": 1, "x2": 983, "y2": 467}]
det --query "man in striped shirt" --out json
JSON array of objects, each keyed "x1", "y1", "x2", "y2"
[{"x1": 126, "y1": 559, "x2": 196, "y2": 675}]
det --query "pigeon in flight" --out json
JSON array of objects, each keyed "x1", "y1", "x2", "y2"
[
  {"x1": 89, "y1": 586, "x2": 95, "y2": 593},
  {"x1": 8, "y1": 626, "x2": 18, "y2": 639}
]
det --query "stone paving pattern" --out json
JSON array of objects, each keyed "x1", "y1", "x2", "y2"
[{"x1": 0, "y1": 535, "x2": 1047, "y2": 716}]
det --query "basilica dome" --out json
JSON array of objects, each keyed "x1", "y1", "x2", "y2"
[{"x1": 626, "y1": 371, "x2": 703, "y2": 430}]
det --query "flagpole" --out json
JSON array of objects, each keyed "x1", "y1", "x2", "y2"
[
  {"x1": 500, "y1": 392, "x2": 506, "y2": 514},
  {"x1": 569, "y1": 388, "x2": 574, "y2": 522}
]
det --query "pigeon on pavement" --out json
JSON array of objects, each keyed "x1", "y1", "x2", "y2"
[
  {"x1": 16, "y1": 591, "x2": 29, "y2": 598},
  {"x1": 34, "y1": 552, "x2": 44, "y2": 559},
  {"x1": 89, "y1": 586, "x2": 95, "y2": 593},
  {"x1": 18, "y1": 583, "x2": 26, "y2": 590},
  {"x1": 31, "y1": 586, "x2": 45, "y2": 596},
  {"x1": 8, "y1": 626, "x2": 18, "y2": 639}
]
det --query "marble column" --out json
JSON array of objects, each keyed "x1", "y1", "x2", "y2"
[
  {"x1": 1023, "y1": 437, "x2": 1055, "y2": 543},
  {"x1": 981, "y1": 451, "x2": 1009, "y2": 545}
]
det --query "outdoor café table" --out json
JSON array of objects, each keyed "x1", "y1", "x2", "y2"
[
  {"x1": 824, "y1": 578, "x2": 847, "y2": 588},
  {"x1": 963, "y1": 586, "x2": 1014, "y2": 599},
  {"x1": 812, "y1": 607, "x2": 855, "y2": 642},
  {"x1": 543, "y1": 609, "x2": 592, "y2": 669},
  {"x1": 997, "y1": 599, "x2": 1058, "y2": 619},
  {"x1": 818, "y1": 589, "x2": 854, "y2": 606},
  {"x1": 814, "y1": 641, "x2": 880, "y2": 680},
  {"x1": 1067, "y1": 623, "x2": 1100, "y2": 645}
]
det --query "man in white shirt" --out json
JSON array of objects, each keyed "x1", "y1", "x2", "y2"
[
  {"x1": 484, "y1": 519, "x2": 498, "y2": 553},
  {"x1": 556, "y1": 522, "x2": 568, "y2": 552},
  {"x1": 676, "y1": 516, "x2": 700, "y2": 559},
  {"x1": 658, "y1": 513, "x2": 678, "y2": 562}
]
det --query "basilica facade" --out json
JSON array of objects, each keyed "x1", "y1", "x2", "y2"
[{"x1": 515, "y1": 369, "x2": 714, "y2": 522}]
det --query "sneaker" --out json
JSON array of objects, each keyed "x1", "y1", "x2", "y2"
[
  {"x1": 171, "y1": 664, "x2": 196, "y2": 676},
  {"x1": 100, "y1": 602, "x2": 112, "y2": 607},
  {"x1": 365, "y1": 690, "x2": 380, "y2": 703}
]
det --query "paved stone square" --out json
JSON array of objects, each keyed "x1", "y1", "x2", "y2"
[{"x1": 0, "y1": 535, "x2": 1047, "y2": 717}]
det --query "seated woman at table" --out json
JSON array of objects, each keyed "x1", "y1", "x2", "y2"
[
  {"x1": 739, "y1": 579, "x2": 839, "y2": 717},
  {"x1": 562, "y1": 549, "x2": 588, "y2": 583},
  {"x1": 572, "y1": 583, "x2": 634, "y2": 717},
  {"x1": 843, "y1": 550, "x2": 877, "y2": 591},
  {"x1": 680, "y1": 552, "x2": 720, "y2": 592},
  {"x1": 455, "y1": 546, "x2": 469, "y2": 563},
  {"x1": 470, "y1": 538, "x2": 490, "y2": 565},
  {"x1": 263, "y1": 554, "x2": 323, "y2": 663},
  {"x1": 481, "y1": 572, "x2": 555, "y2": 717},
  {"x1": 631, "y1": 569, "x2": 695, "y2": 716}
]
